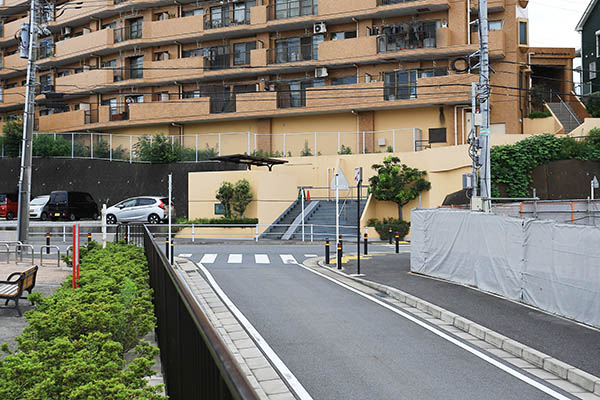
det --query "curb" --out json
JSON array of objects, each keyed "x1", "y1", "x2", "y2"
[{"x1": 314, "y1": 258, "x2": 600, "y2": 396}]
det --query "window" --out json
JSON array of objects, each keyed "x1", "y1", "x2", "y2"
[
  {"x1": 596, "y1": 30, "x2": 600, "y2": 58},
  {"x1": 590, "y1": 62, "x2": 597, "y2": 80},
  {"x1": 40, "y1": 73, "x2": 52, "y2": 88},
  {"x1": 234, "y1": 41, "x2": 256, "y2": 65},
  {"x1": 102, "y1": 22, "x2": 116, "y2": 30},
  {"x1": 210, "y1": 6, "x2": 229, "y2": 28},
  {"x1": 384, "y1": 69, "x2": 418, "y2": 100},
  {"x1": 275, "y1": 36, "x2": 316, "y2": 63},
  {"x1": 429, "y1": 128, "x2": 446, "y2": 143},
  {"x1": 331, "y1": 30, "x2": 357, "y2": 40},
  {"x1": 489, "y1": 20, "x2": 502, "y2": 31},
  {"x1": 519, "y1": 21, "x2": 528, "y2": 45},
  {"x1": 183, "y1": 90, "x2": 201, "y2": 98},
  {"x1": 182, "y1": 48, "x2": 203, "y2": 58},
  {"x1": 138, "y1": 198, "x2": 156, "y2": 206},
  {"x1": 233, "y1": 1, "x2": 255, "y2": 24},
  {"x1": 275, "y1": 0, "x2": 317, "y2": 19},
  {"x1": 331, "y1": 76, "x2": 357, "y2": 85},
  {"x1": 205, "y1": 46, "x2": 231, "y2": 70},
  {"x1": 57, "y1": 70, "x2": 70, "y2": 78},
  {"x1": 183, "y1": 8, "x2": 203, "y2": 17},
  {"x1": 5, "y1": 82, "x2": 17, "y2": 89},
  {"x1": 128, "y1": 56, "x2": 143, "y2": 79},
  {"x1": 154, "y1": 51, "x2": 169, "y2": 61},
  {"x1": 127, "y1": 17, "x2": 143, "y2": 40}
]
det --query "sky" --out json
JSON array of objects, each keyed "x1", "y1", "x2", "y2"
[{"x1": 528, "y1": 0, "x2": 589, "y2": 49}]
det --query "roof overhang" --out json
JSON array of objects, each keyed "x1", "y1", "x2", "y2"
[
  {"x1": 576, "y1": 0, "x2": 598, "y2": 32},
  {"x1": 210, "y1": 154, "x2": 288, "y2": 171}
]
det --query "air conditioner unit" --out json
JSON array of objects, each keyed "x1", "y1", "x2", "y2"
[
  {"x1": 61, "y1": 26, "x2": 71, "y2": 36},
  {"x1": 315, "y1": 67, "x2": 328, "y2": 78},
  {"x1": 313, "y1": 22, "x2": 327, "y2": 34}
]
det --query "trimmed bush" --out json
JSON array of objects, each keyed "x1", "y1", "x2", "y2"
[
  {"x1": 367, "y1": 218, "x2": 410, "y2": 240},
  {"x1": 528, "y1": 110, "x2": 551, "y2": 119},
  {"x1": 0, "y1": 242, "x2": 165, "y2": 399},
  {"x1": 176, "y1": 217, "x2": 258, "y2": 225}
]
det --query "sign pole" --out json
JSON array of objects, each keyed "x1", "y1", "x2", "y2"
[
  {"x1": 355, "y1": 167, "x2": 363, "y2": 276},
  {"x1": 168, "y1": 173, "x2": 172, "y2": 263},
  {"x1": 335, "y1": 174, "x2": 339, "y2": 244},
  {"x1": 301, "y1": 187, "x2": 305, "y2": 242}
]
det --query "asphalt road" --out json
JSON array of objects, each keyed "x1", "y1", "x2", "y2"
[{"x1": 177, "y1": 243, "x2": 572, "y2": 400}]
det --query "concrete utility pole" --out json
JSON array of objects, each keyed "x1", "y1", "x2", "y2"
[
  {"x1": 478, "y1": 0, "x2": 492, "y2": 210},
  {"x1": 17, "y1": 0, "x2": 40, "y2": 243}
]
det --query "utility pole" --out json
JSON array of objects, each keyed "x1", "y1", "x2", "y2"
[
  {"x1": 478, "y1": 0, "x2": 491, "y2": 210},
  {"x1": 16, "y1": 0, "x2": 40, "y2": 243}
]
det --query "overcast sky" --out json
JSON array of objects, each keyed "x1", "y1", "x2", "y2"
[{"x1": 528, "y1": 0, "x2": 588, "y2": 49}]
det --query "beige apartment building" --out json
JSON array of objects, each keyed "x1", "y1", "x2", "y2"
[{"x1": 0, "y1": 0, "x2": 580, "y2": 156}]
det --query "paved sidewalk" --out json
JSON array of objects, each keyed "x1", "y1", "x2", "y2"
[
  {"x1": 0, "y1": 262, "x2": 70, "y2": 351},
  {"x1": 334, "y1": 252, "x2": 600, "y2": 379}
]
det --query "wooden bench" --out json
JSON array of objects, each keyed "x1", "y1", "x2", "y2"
[{"x1": 0, "y1": 266, "x2": 38, "y2": 316}]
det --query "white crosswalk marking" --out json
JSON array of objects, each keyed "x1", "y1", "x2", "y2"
[
  {"x1": 304, "y1": 254, "x2": 318, "y2": 258},
  {"x1": 228, "y1": 254, "x2": 243, "y2": 264},
  {"x1": 280, "y1": 254, "x2": 297, "y2": 264},
  {"x1": 178, "y1": 254, "x2": 192, "y2": 258},
  {"x1": 200, "y1": 254, "x2": 217, "y2": 264},
  {"x1": 255, "y1": 254, "x2": 270, "y2": 264}
]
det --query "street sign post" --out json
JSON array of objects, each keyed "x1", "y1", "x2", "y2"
[
  {"x1": 355, "y1": 167, "x2": 363, "y2": 276},
  {"x1": 331, "y1": 168, "x2": 349, "y2": 246}
]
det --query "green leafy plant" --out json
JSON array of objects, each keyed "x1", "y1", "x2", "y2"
[
  {"x1": 251, "y1": 149, "x2": 283, "y2": 158},
  {"x1": 300, "y1": 140, "x2": 312, "y2": 157},
  {"x1": 232, "y1": 179, "x2": 253, "y2": 218},
  {"x1": 2, "y1": 118, "x2": 23, "y2": 157},
  {"x1": 584, "y1": 92, "x2": 600, "y2": 118},
  {"x1": 369, "y1": 156, "x2": 431, "y2": 221},
  {"x1": 0, "y1": 243, "x2": 164, "y2": 399},
  {"x1": 386, "y1": 145, "x2": 394, "y2": 153},
  {"x1": 134, "y1": 134, "x2": 179, "y2": 163},
  {"x1": 216, "y1": 181, "x2": 234, "y2": 218},
  {"x1": 490, "y1": 133, "x2": 600, "y2": 197},
  {"x1": 177, "y1": 145, "x2": 218, "y2": 161},
  {"x1": 528, "y1": 110, "x2": 551, "y2": 119},
  {"x1": 93, "y1": 139, "x2": 126, "y2": 160},
  {"x1": 338, "y1": 144, "x2": 352, "y2": 155},
  {"x1": 176, "y1": 217, "x2": 258, "y2": 225},
  {"x1": 367, "y1": 218, "x2": 410, "y2": 240}
]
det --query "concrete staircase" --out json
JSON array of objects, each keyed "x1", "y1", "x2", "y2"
[
  {"x1": 260, "y1": 200, "x2": 302, "y2": 240},
  {"x1": 547, "y1": 102, "x2": 581, "y2": 133}
]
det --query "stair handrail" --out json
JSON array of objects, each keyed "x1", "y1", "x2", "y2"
[{"x1": 556, "y1": 94, "x2": 581, "y2": 126}]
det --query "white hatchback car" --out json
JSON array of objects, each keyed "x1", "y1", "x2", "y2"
[
  {"x1": 105, "y1": 196, "x2": 174, "y2": 224},
  {"x1": 30, "y1": 195, "x2": 50, "y2": 219}
]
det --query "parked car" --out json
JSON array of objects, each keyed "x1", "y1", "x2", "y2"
[
  {"x1": 30, "y1": 195, "x2": 50, "y2": 220},
  {"x1": 106, "y1": 196, "x2": 174, "y2": 224},
  {"x1": 0, "y1": 193, "x2": 18, "y2": 220},
  {"x1": 43, "y1": 191, "x2": 99, "y2": 221}
]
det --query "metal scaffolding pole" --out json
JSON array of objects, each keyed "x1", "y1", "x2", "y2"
[{"x1": 17, "y1": 0, "x2": 39, "y2": 243}]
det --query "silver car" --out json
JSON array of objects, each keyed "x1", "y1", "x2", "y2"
[
  {"x1": 30, "y1": 195, "x2": 50, "y2": 219},
  {"x1": 105, "y1": 196, "x2": 174, "y2": 224}
]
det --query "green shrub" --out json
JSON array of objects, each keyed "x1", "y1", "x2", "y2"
[
  {"x1": 134, "y1": 134, "x2": 179, "y2": 163},
  {"x1": 528, "y1": 110, "x2": 551, "y2": 119},
  {"x1": 386, "y1": 145, "x2": 394, "y2": 153},
  {"x1": 0, "y1": 243, "x2": 164, "y2": 399},
  {"x1": 300, "y1": 140, "x2": 312, "y2": 157},
  {"x1": 93, "y1": 139, "x2": 126, "y2": 160},
  {"x1": 2, "y1": 118, "x2": 23, "y2": 157},
  {"x1": 338, "y1": 144, "x2": 352, "y2": 155},
  {"x1": 367, "y1": 218, "x2": 410, "y2": 240}
]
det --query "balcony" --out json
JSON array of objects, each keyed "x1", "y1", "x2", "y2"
[
  {"x1": 144, "y1": 14, "x2": 204, "y2": 40},
  {"x1": 53, "y1": 29, "x2": 114, "y2": 61},
  {"x1": 1, "y1": 86, "x2": 26, "y2": 107},
  {"x1": 113, "y1": 25, "x2": 143, "y2": 43},
  {"x1": 268, "y1": 0, "x2": 317, "y2": 20},
  {"x1": 0, "y1": 17, "x2": 27, "y2": 43},
  {"x1": 321, "y1": 0, "x2": 376, "y2": 15},
  {"x1": 204, "y1": 7, "x2": 251, "y2": 30},
  {"x1": 470, "y1": 0, "x2": 505, "y2": 13},
  {"x1": 3, "y1": 53, "x2": 27, "y2": 71},
  {"x1": 318, "y1": 36, "x2": 377, "y2": 62},
  {"x1": 144, "y1": 57, "x2": 206, "y2": 81},
  {"x1": 113, "y1": 67, "x2": 143, "y2": 82},
  {"x1": 55, "y1": 69, "x2": 114, "y2": 92},
  {"x1": 471, "y1": 29, "x2": 505, "y2": 57},
  {"x1": 38, "y1": 110, "x2": 86, "y2": 132},
  {"x1": 128, "y1": 97, "x2": 210, "y2": 122},
  {"x1": 236, "y1": 91, "x2": 277, "y2": 113},
  {"x1": 377, "y1": 24, "x2": 438, "y2": 53},
  {"x1": 268, "y1": 43, "x2": 316, "y2": 64}
]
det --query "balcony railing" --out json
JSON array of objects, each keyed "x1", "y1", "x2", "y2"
[
  {"x1": 113, "y1": 67, "x2": 143, "y2": 82},
  {"x1": 268, "y1": 43, "x2": 316, "y2": 64},
  {"x1": 377, "y1": 27, "x2": 437, "y2": 53},
  {"x1": 269, "y1": 0, "x2": 317, "y2": 20},
  {"x1": 204, "y1": 53, "x2": 232, "y2": 71},
  {"x1": 38, "y1": 42, "x2": 55, "y2": 59},
  {"x1": 204, "y1": 8, "x2": 251, "y2": 29},
  {"x1": 377, "y1": 0, "x2": 421, "y2": 5},
  {"x1": 113, "y1": 25, "x2": 142, "y2": 43}
]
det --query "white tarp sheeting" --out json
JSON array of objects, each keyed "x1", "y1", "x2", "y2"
[{"x1": 410, "y1": 209, "x2": 600, "y2": 328}]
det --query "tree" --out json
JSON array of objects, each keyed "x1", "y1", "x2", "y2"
[
  {"x1": 369, "y1": 156, "x2": 431, "y2": 221},
  {"x1": 232, "y1": 179, "x2": 253, "y2": 217},
  {"x1": 2, "y1": 118, "x2": 23, "y2": 157},
  {"x1": 134, "y1": 134, "x2": 179, "y2": 163},
  {"x1": 216, "y1": 182, "x2": 234, "y2": 218}
]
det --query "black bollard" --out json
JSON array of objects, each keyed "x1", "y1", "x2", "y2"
[
  {"x1": 388, "y1": 227, "x2": 393, "y2": 244},
  {"x1": 46, "y1": 232, "x2": 50, "y2": 254},
  {"x1": 165, "y1": 239, "x2": 169, "y2": 255},
  {"x1": 337, "y1": 242, "x2": 342, "y2": 270},
  {"x1": 325, "y1": 238, "x2": 330, "y2": 264},
  {"x1": 87, "y1": 233, "x2": 92, "y2": 244},
  {"x1": 395, "y1": 232, "x2": 400, "y2": 253},
  {"x1": 364, "y1": 232, "x2": 368, "y2": 255},
  {"x1": 170, "y1": 241, "x2": 174, "y2": 264},
  {"x1": 338, "y1": 235, "x2": 343, "y2": 254}
]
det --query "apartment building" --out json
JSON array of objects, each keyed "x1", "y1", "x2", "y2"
[{"x1": 0, "y1": 0, "x2": 577, "y2": 156}]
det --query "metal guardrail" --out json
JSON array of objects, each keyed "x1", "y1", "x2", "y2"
[
  {"x1": 143, "y1": 225, "x2": 260, "y2": 399},
  {"x1": 15, "y1": 244, "x2": 34, "y2": 264},
  {"x1": 1, "y1": 243, "x2": 9, "y2": 263}
]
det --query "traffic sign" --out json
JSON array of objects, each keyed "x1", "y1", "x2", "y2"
[
  {"x1": 331, "y1": 168, "x2": 349, "y2": 190},
  {"x1": 354, "y1": 167, "x2": 363, "y2": 186}
]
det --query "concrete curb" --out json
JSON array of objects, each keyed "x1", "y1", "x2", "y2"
[{"x1": 314, "y1": 257, "x2": 600, "y2": 396}]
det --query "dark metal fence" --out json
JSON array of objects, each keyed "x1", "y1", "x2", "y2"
[{"x1": 142, "y1": 226, "x2": 259, "y2": 400}]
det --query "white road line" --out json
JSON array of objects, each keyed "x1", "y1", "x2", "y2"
[
  {"x1": 255, "y1": 254, "x2": 270, "y2": 264},
  {"x1": 295, "y1": 262, "x2": 572, "y2": 400},
  {"x1": 304, "y1": 254, "x2": 318, "y2": 258},
  {"x1": 228, "y1": 254, "x2": 243, "y2": 264},
  {"x1": 196, "y1": 262, "x2": 313, "y2": 400},
  {"x1": 178, "y1": 253, "x2": 192, "y2": 258},
  {"x1": 280, "y1": 254, "x2": 297, "y2": 264},
  {"x1": 200, "y1": 254, "x2": 217, "y2": 264}
]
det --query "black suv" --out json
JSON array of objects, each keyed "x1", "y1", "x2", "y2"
[{"x1": 43, "y1": 191, "x2": 99, "y2": 221}]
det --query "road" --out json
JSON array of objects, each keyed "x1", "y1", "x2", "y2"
[{"x1": 176, "y1": 243, "x2": 575, "y2": 400}]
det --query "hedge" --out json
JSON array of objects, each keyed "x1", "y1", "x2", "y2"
[
  {"x1": 0, "y1": 242, "x2": 166, "y2": 399},
  {"x1": 176, "y1": 217, "x2": 258, "y2": 225}
]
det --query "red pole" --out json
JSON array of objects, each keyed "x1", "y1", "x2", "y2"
[
  {"x1": 76, "y1": 225, "x2": 80, "y2": 285},
  {"x1": 72, "y1": 224, "x2": 76, "y2": 289}
]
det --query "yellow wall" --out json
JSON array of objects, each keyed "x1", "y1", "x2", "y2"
[{"x1": 567, "y1": 118, "x2": 600, "y2": 137}]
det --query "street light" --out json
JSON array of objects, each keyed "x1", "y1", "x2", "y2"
[{"x1": 592, "y1": 176, "x2": 599, "y2": 200}]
